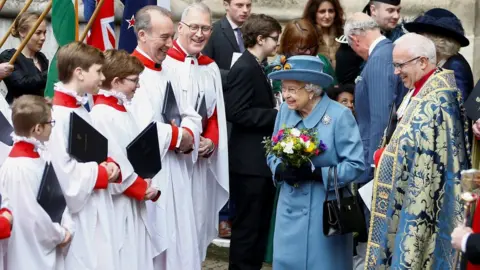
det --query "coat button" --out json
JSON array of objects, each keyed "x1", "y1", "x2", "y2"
[
  {"x1": 286, "y1": 208, "x2": 292, "y2": 214},
  {"x1": 302, "y1": 208, "x2": 308, "y2": 215}
]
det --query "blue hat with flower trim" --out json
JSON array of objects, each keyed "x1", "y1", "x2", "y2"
[{"x1": 267, "y1": 55, "x2": 334, "y2": 88}]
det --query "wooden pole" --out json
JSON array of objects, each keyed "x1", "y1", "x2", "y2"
[
  {"x1": 9, "y1": 0, "x2": 52, "y2": 64},
  {"x1": 0, "y1": 0, "x2": 33, "y2": 48},
  {"x1": 0, "y1": 0, "x2": 7, "y2": 12},
  {"x1": 79, "y1": 0, "x2": 105, "y2": 43},
  {"x1": 74, "y1": 0, "x2": 79, "y2": 41}
]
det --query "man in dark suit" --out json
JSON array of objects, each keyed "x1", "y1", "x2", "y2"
[
  {"x1": 224, "y1": 14, "x2": 281, "y2": 270},
  {"x1": 203, "y1": 0, "x2": 252, "y2": 88}
]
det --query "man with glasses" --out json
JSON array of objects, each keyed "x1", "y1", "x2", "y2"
[
  {"x1": 128, "y1": 5, "x2": 203, "y2": 270},
  {"x1": 366, "y1": 32, "x2": 469, "y2": 270},
  {"x1": 162, "y1": 3, "x2": 230, "y2": 267}
]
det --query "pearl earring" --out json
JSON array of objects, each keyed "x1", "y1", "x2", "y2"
[{"x1": 309, "y1": 96, "x2": 313, "y2": 100}]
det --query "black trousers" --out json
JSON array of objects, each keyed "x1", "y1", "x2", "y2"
[{"x1": 229, "y1": 172, "x2": 276, "y2": 270}]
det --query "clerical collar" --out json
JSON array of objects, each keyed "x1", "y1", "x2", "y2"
[
  {"x1": 9, "y1": 134, "x2": 45, "y2": 158},
  {"x1": 132, "y1": 47, "x2": 162, "y2": 71},
  {"x1": 94, "y1": 90, "x2": 128, "y2": 112},
  {"x1": 413, "y1": 68, "x2": 436, "y2": 97},
  {"x1": 168, "y1": 40, "x2": 214, "y2": 66},
  {"x1": 53, "y1": 83, "x2": 87, "y2": 108}
]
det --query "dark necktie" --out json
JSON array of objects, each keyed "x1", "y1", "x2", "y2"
[{"x1": 234, "y1": 28, "x2": 245, "y2": 53}]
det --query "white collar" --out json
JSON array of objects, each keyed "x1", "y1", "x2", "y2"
[
  {"x1": 97, "y1": 89, "x2": 131, "y2": 105},
  {"x1": 226, "y1": 16, "x2": 240, "y2": 30},
  {"x1": 368, "y1": 35, "x2": 386, "y2": 56},
  {"x1": 11, "y1": 133, "x2": 45, "y2": 151},
  {"x1": 135, "y1": 46, "x2": 154, "y2": 61},
  {"x1": 54, "y1": 82, "x2": 88, "y2": 105}
]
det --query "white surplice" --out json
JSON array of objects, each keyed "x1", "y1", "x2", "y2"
[
  {"x1": 48, "y1": 84, "x2": 119, "y2": 270},
  {"x1": 0, "y1": 186, "x2": 10, "y2": 270},
  {"x1": 163, "y1": 41, "x2": 229, "y2": 261},
  {"x1": 90, "y1": 90, "x2": 158, "y2": 270},
  {"x1": 129, "y1": 47, "x2": 203, "y2": 270},
  {"x1": 0, "y1": 137, "x2": 67, "y2": 270}
]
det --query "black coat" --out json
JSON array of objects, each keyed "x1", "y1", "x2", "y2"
[
  {"x1": 224, "y1": 50, "x2": 277, "y2": 177},
  {"x1": 0, "y1": 49, "x2": 48, "y2": 104}
]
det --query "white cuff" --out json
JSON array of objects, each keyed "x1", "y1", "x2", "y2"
[
  {"x1": 462, "y1": 232, "x2": 471, "y2": 253},
  {"x1": 175, "y1": 128, "x2": 183, "y2": 149}
]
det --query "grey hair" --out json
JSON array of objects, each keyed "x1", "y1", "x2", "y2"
[
  {"x1": 181, "y1": 2, "x2": 212, "y2": 22},
  {"x1": 394, "y1": 33, "x2": 437, "y2": 64},
  {"x1": 421, "y1": 32, "x2": 461, "y2": 62},
  {"x1": 134, "y1": 5, "x2": 172, "y2": 34},
  {"x1": 304, "y1": 83, "x2": 323, "y2": 96},
  {"x1": 344, "y1": 17, "x2": 379, "y2": 44}
]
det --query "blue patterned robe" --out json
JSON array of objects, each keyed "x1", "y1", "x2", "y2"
[{"x1": 365, "y1": 69, "x2": 471, "y2": 269}]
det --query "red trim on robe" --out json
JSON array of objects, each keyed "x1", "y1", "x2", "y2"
[
  {"x1": 106, "y1": 157, "x2": 122, "y2": 183},
  {"x1": 467, "y1": 200, "x2": 480, "y2": 270},
  {"x1": 9, "y1": 142, "x2": 40, "y2": 158},
  {"x1": 203, "y1": 107, "x2": 219, "y2": 147},
  {"x1": 93, "y1": 94, "x2": 127, "y2": 112},
  {"x1": 373, "y1": 148, "x2": 385, "y2": 168},
  {"x1": 412, "y1": 69, "x2": 436, "y2": 97},
  {"x1": 167, "y1": 40, "x2": 215, "y2": 66},
  {"x1": 123, "y1": 176, "x2": 148, "y2": 201},
  {"x1": 0, "y1": 209, "x2": 11, "y2": 239},
  {"x1": 169, "y1": 126, "x2": 179, "y2": 150},
  {"x1": 53, "y1": 91, "x2": 81, "y2": 108},
  {"x1": 131, "y1": 50, "x2": 162, "y2": 71},
  {"x1": 94, "y1": 165, "x2": 109, "y2": 189}
]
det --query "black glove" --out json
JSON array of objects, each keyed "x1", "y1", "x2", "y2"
[{"x1": 275, "y1": 163, "x2": 323, "y2": 186}]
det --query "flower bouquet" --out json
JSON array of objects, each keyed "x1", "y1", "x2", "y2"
[{"x1": 263, "y1": 126, "x2": 327, "y2": 168}]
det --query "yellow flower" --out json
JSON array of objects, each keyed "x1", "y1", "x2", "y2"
[
  {"x1": 284, "y1": 63, "x2": 291, "y2": 70},
  {"x1": 305, "y1": 142, "x2": 315, "y2": 153},
  {"x1": 273, "y1": 65, "x2": 281, "y2": 71},
  {"x1": 280, "y1": 55, "x2": 287, "y2": 64}
]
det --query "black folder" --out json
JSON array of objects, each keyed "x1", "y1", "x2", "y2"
[
  {"x1": 0, "y1": 112, "x2": 13, "y2": 146},
  {"x1": 162, "y1": 81, "x2": 182, "y2": 126},
  {"x1": 465, "y1": 80, "x2": 480, "y2": 121},
  {"x1": 197, "y1": 95, "x2": 208, "y2": 131},
  {"x1": 67, "y1": 112, "x2": 108, "y2": 164},
  {"x1": 37, "y1": 162, "x2": 66, "y2": 223},
  {"x1": 126, "y1": 122, "x2": 162, "y2": 179}
]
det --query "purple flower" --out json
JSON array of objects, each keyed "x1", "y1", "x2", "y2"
[{"x1": 319, "y1": 141, "x2": 327, "y2": 151}]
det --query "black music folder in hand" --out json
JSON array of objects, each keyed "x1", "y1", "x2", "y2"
[
  {"x1": 37, "y1": 162, "x2": 67, "y2": 223},
  {"x1": 0, "y1": 112, "x2": 13, "y2": 146},
  {"x1": 465, "y1": 80, "x2": 480, "y2": 121},
  {"x1": 197, "y1": 95, "x2": 208, "y2": 131},
  {"x1": 67, "y1": 112, "x2": 108, "y2": 164},
  {"x1": 126, "y1": 122, "x2": 162, "y2": 179},
  {"x1": 162, "y1": 81, "x2": 182, "y2": 126}
]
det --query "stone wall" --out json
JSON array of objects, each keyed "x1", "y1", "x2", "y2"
[{"x1": 0, "y1": 0, "x2": 478, "y2": 81}]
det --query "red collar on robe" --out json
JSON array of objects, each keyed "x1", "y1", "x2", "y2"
[
  {"x1": 131, "y1": 49, "x2": 162, "y2": 71},
  {"x1": 9, "y1": 141, "x2": 40, "y2": 158},
  {"x1": 93, "y1": 94, "x2": 127, "y2": 112},
  {"x1": 412, "y1": 68, "x2": 436, "y2": 97},
  {"x1": 167, "y1": 40, "x2": 214, "y2": 66},
  {"x1": 53, "y1": 90, "x2": 81, "y2": 108}
]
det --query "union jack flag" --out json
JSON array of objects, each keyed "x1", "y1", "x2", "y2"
[{"x1": 84, "y1": 0, "x2": 116, "y2": 51}]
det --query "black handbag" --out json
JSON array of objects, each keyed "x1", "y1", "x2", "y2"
[{"x1": 323, "y1": 166, "x2": 366, "y2": 237}]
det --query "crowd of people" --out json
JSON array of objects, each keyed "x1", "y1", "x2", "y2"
[{"x1": 0, "y1": 0, "x2": 476, "y2": 269}]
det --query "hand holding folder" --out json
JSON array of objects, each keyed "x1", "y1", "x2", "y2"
[
  {"x1": 37, "y1": 162, "x2": 67, "y2": 223},
  {"x1": 126, "y1": 122, "x2": 162, "y2": 179}
]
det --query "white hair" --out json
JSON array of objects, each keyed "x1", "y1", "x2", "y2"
[
  {"x1": 344, "y1": 17, "x2": 379, "y2": 44},
  {"x1": 304, "y1": 83, "x2": 323, "y2": 96},
  {"x1": 394, "y1": 33, "x2": 437, "y2": 64},
  {"x1": 421, "y1": 32, "x2": 461, "y2": 62},
  {"x1": 181, "y1": 2, "x2": 212, "y2": 22}
]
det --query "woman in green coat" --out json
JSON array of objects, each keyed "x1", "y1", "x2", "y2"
[{"x1": 263, "y1": 18, "x2": 338, "y2": 263}]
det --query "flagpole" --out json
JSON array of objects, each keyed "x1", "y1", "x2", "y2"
[
  {"x1": 0, "y1": 0, "x2": 33, "y2": 48},
  {"x1": 79, "y1": 0, "x2": 105, "y2": 43},
  {"x1": 74, "y1": 0, "x2": 79, "y2": 41},
  {"x1": 0, "y1": 0, "x2": 7, "y2": 12},
  {"x1": 9, "y1": 0, "x2": 52, "y2": 64}
]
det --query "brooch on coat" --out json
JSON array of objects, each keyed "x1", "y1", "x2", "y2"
[
  {"x1": 322, "y1": 115, "x2": 332, "y2": 125},
  {"x1": 354, "y1": 76, "x2": 362, "y2": 84}
]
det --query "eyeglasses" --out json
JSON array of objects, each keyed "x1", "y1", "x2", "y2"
[
  {"x1": 124, "y1": 77, "x2": 139, "y2": 84},
  {"x1": 180, "y1": 22, "x2": 213, "y2": 34},
  {"x1": 281, "y1": 86, "x2": 305, "y2": 95},
  {"x1": 267, "y1": 36, "x2": 279, "y2": 43},
  {"x1": 393, "y1": 56, "x2": 422, "y2": 70},
  {"x1": 43, "y1": 120, "x2": 55, "y2": 127}
]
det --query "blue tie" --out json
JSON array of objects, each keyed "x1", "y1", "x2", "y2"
[{"x1": 234, "y1": 28, "x2": 245, "y2": 53}]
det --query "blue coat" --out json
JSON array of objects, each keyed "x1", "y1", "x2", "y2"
[
  {"x1": 267, "y1": 95, "x2": 365, "y2": 270},
  {"x1": 443, "y1": 53, "x2": 474, "y2": 101},
  {"x1": 354, "y1": 38, "x2": 405, "y2": 183}
]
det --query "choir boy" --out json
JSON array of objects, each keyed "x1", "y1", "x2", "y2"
[
  {"x1": 89, "y1": 49, "x2": 160, "y2": 270},
  {"x1": 48, "y1": 42, "x2": 122, "y2": 270},
  {"x1": 163, "y1": 2, "x2": 229, "y2": 263},
  {"x1": 127, "y1": 5, "x2": 203, "y2": 269},
  {"x1": 0, "y1": 95, "x2": 71, "y2": 269}
]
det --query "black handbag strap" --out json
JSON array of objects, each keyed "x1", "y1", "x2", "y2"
[{"x1": 324, "y1": 166, "x2": 354, "y2": 209}]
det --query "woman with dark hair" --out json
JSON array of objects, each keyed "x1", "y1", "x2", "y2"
[
  {"x1": 327, "y1": 83, "x2": 355, "y2": 114},
  {"x1": 0, "y1": 12, "x2": 48, "y2": 104},
  {"x1": 302, "y1": 0, "x2": 345, "y2": 69}
]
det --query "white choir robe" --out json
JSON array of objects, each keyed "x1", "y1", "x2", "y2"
[
  {"x1": 129, "y1": 47, "x2": 203, "y2": 270},
  {"x1": 89, "y1": 91, "x2": 159, "y2": 270},
  {"x1": 48, "y1": 85, "x2": 121, "y2": 270},
  {"x1": 163, "y1": 40, "x2": 229, "y2": 261},
  {"x1": 0, "y1": 187, "x2": 11, "y2": 270},
  {"x1": 0, "y1": 139, "x2": 67, "y2": 270}
]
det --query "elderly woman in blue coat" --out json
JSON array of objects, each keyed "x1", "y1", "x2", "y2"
[{"x1": 266, "y1": 55, "x2": 365, "y2": 270}]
